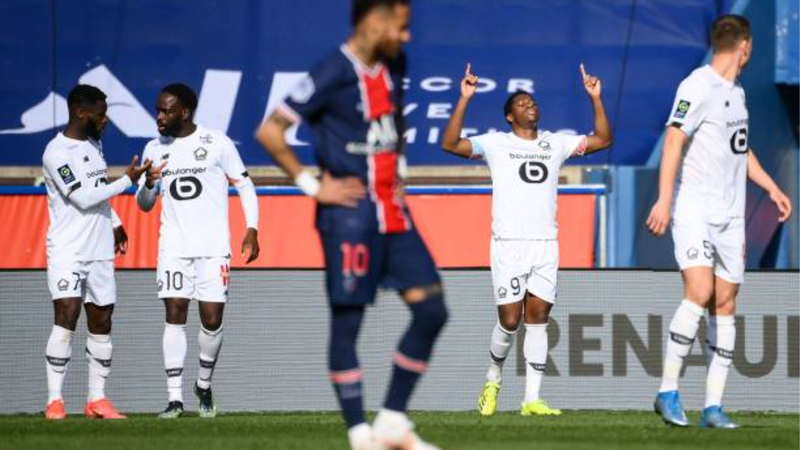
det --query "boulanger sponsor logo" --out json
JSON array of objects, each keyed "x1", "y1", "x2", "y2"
[
  {"x1": 162, "y1": 167, "x2": 207, "y2": 177},
  {"x1": 513, "y1": 314, "x2": 800, "y2": 378}
]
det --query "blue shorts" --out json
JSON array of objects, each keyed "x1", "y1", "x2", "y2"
[{"x1": 321, "y1": 228, "x2": 441, "y2": 305}]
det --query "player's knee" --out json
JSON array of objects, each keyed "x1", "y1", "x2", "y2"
[
  {"x1": 498, "y1": 311, "x2": 521, "y2": 331},
  {"x1": 712, "y1": 297, "x2": 737, "y2": 316},
  {"x1": 685, "y1": 283, "x2": 714, "y2": 306},
  {"x1": 88, "y1": 316, "x2": 112, "y2": 335},
  {"x1": 54, "y1": 299, "x2": 81, "y2": 330},
  {"x1": 410, "y1": 293, "x2": 448, "y2": 336},
  {"x1": 525, "y1": 308, "x2": 550, "y2": 325},
  {"x1": 201, "y1": 316, "x2": 223, "y2": 331}
]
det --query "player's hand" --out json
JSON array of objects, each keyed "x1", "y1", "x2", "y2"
[
  {"x1": 241, "y1": 228, "x2": 260, "y2": 264},
  {"x1": 145, "y1": 160, "x2": 168, "y2": 189},
  {"x1": 316, "y1": 172, "x2": 366, "y2": 208},
  {"x1": 769, "y1": 188, "x2": 792, "y2": 222},
  {"x1": 125, "y1": 156, "x2": 152, "y2": 184},
  {"x1": 113, "y1": 225, "x2": 128, "y2": 255},
  {"x1": 461, "y1": 63, "x2": 479, "y2": 99},
  {"x1": 646, "y1": 199, "x2": 671, "y2": 237},
  {"x1": 580, "y1": 63, "x2": 602, "y2": 98}
]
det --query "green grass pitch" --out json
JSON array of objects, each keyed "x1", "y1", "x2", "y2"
[{"x1": 2, "y1": 411, "x2": 797, "y2": 450}]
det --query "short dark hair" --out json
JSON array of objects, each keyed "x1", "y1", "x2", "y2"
[
  {"x1": 503, "y1": 90, "x2": 532, "y2": 121},
  {"x1": 352, "y1": 0, "x2": 409, "y2": 26},
  {"x1": 710, "y1": 14, "x2": 751, "y2": 53},
  {"x1": 67, "y1": 84, "x2": 106, "y2": 109},
  {"x1": 161, "y1": 83, "x2": 198, "y2": 113}
]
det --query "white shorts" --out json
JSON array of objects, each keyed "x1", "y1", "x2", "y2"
[
  {"x1": 157, "y1": 255, "x2": 231, "y2": 302},
  {"x1": 491, "y1": 238, "x2": 559, "y2": 305},
  {"x1": 672, "y1": 216, "x2": 745, "y2": 284},
  {"x1": 47, "y1": 259, "x2": 116, "y2": 306}
]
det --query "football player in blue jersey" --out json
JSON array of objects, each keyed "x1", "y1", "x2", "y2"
[{"x1": 257, "y1": 1, "x2": 447, "y2": 449}]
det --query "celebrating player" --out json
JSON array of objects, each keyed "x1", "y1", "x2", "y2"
[
  {"x1": 647, "y1": 15, "x2": 792, "y2": 429},
  {"x1": 42, "y1": 84, "x2": 151, "y2": 419},
  {"x1": 136, "y1": 83, "x2": 260, "y2": 419},
  {"x1": 256, "y1": 1, "x2": 448, "y2": 449},
  {"x1": 441, "y1": 63, "x2": 612, "y2": 417}
]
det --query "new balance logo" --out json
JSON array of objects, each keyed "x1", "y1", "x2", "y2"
[
  {"x1": 166, "y1": 368, "x2": 184, "y2": 377},
  {"x1": 528, "y1": 362, "x2": 546, "y2": 373},
  {"x1": 199, "y1": 359, "x2": 217, "y2": 369},
  {"x1": 669, "y1": 332, "x2": 694, "y2": 345},
  {"x1": 46, "y1": 355, "x2": 70, "y2": 366},
  {"x1": 709, "y1": 345, "x2": 734, "y2": 359}
]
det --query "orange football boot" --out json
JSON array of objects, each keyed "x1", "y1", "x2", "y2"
[
  {"x1": 84, "y1": 398, "x2": 126, "y2": 419},
  {"x1": 45, "y1": 399, "x2": 66, "y2": 420}
]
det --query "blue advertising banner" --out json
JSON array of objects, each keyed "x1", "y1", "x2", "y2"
[{"x1": 0, "y1": 0, "x2": 730, "y2": 167}]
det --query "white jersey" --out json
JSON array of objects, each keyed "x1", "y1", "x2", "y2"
[
  {"x1": 139, "y1": 126, "x2": 250, "y2": 258},
  {"x1": 668, "y1": 65, "x2": 749, "y2": 221},
  {"x1": 469, "y1": 131, "x2": 587, "y2": 240},
  {"x1": 42, "y1": 133, "x2": 125, "y2": 264}
]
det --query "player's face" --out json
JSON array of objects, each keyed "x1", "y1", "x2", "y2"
[
  {"x1": 376, "y1": 4, "x2": 411, "y2": 60},
  {"x1": 80, "y1": 100, "x2": 108, "y2": 140},
  {"x1": 507, "y1": 94, "x2": 539, "y2": 128},
  {"x1": 156, "y1": 93, "x2": 187, "y2": 137}
]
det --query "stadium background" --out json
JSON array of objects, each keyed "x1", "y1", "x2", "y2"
[{"x1": 0, "y1": 0, "x2": 797, "y2": 415}]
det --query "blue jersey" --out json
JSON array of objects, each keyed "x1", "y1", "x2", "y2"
[{"x1": 280, "y1": 44, "x2": 412, "y2": 235}]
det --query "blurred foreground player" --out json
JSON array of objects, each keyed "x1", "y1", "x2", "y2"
[
  {"x1": 136, "y1": 83, "x2": 260, "y2": 419},
  {"x1": 647, "y1": 15, "x2": 791, "y2": 428},
  {"x1": 256, "y1": 1, "x2": 447, "y2": 449},
  {"x1": 441, "y1": 64, "x2": 612, "y2": 417},
  {"x1": 42, "y1": 84, "x2": 151, "y2": 419}
]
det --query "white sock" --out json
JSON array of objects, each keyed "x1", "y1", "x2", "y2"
[
  {"x1": 86, "y1": 333, "x2": 112, "y2": 402},
  {"x1": 163, "y1": 323, "x2": 187, "y2": 402},
  {"x1": 705, "y1": 315, "x2": 735, "y2": 408},
  {"x1": 523, "y1": 323, "x2": 548, "y2": 403},
  {"x1": 46, "y1": 325, "x2": 74, "y2": 403},
  {"x1": 659, "y1": 299, "x2": 705, "y2": 393},
  {"x1": 486, "y1": 322, "x2": 517, "y2": 384},
  {"x1": 197, "y1": 325, "x2": 224, "y2": 390}
]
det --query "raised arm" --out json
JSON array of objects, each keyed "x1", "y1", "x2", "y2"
[
  {"x1": 579, "y1": 64, "x2": 613, "y2": 154},
  {"x1": 747, "y1": 149, "x2": 792, "y2": 222},
  {"x1": 441, "y1": 63, "x2": 478, "y2": 159},
  {"x1": 646, "y1": 126, "x2": 687, "y2": 236}
]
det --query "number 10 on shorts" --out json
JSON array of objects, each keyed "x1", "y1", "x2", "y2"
[{"x1": 340, "y1": 243, "x2": 369, "y2": 277}]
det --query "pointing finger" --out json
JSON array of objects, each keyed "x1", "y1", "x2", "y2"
[
  {"x1": 465, "y1": 63, "x2": 471, "y2": 76},
  {"x1": 580, "y1": 63, "x2": 588, "y2": 80}
]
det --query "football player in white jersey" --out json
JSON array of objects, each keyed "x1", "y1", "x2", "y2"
[
  {"x1": 136, "y1": 83, "x2": 260, "y2": 419},
  {"x1": 647, "y1": 15, "x2": 791, "y2": 429},
  {"x1": 42, "y1": 84, "x2": 151, "y2": 420},
  {"x1": 441, "y1": 63, "x2": 612, "y2": 416}
]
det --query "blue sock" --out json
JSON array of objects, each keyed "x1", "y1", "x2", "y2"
[
  {"x1": 329, "y1": 305, "x2": 366, "y2": 428},
  {"x1": 384, "y1": 294, "x2": 448, "y2": 412}
]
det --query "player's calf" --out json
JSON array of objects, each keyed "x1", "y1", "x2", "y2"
[{"x1": 384, "y1": 291, "x2": 447, "y2": 412}]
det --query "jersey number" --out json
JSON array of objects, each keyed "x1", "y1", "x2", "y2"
[
  {"x1": 169, "y1": 176, "x2": 203, "y2": 200},
  {"x1": 340, "y1": 243, "x2": 369, "y2": 277},
  {"x1": 518, "y1": 161, "x2": 548, "y2": 184},
  {"x1": 164, "y1": 270, "x2": 184, "y2": 291},
  {"x1": 729, "y1": 128, "x2": 748, "y2": 154}
]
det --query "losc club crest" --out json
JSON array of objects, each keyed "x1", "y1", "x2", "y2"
[
  {"x1": 157, "y1": 279, "x2": 164, "y2": 292},
  {"x1": 57, "y1": 278, "x2": 69, "y2": 291},
  {"x1": 194, "y1": 147, "x2": 208, "y2": 161},
  {"x1": 497, "y1": 286, "x2": 507, "y2": 299}
]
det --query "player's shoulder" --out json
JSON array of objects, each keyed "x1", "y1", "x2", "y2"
[
  {"x1": 143, "y1": 135, "x2": 172, "y2": 153},
  {"x1": 473, "y1": 131, "x2": 507, "y2": 143},
  {"x1": 42, "y1": 133, "x2": 74, "y2": 165},
  {"x1": 310, "y1": 46, "x2": 353, "y2": 80},
  {"x1": 196, "y1": 125, "x2": 235, "y2": 149},
  {"x1": 678, "y1": 66, "x2": 716, "y2": 94}
]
